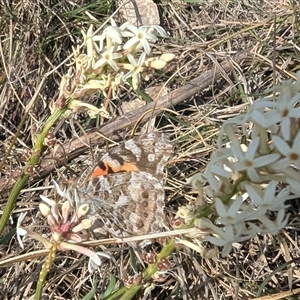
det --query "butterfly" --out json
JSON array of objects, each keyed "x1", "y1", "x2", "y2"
[{"x1": 66, "y1": 132, "x2": 173, "y2": 238}]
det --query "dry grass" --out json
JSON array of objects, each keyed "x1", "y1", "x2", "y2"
[{"x1": 1, "y1": 0, "x2": 300, "y2": 299}]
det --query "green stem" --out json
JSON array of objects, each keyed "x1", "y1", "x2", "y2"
[
  {"x1": 143, "y1": 239, "x2": 174, "y2": 280},
  {"x1": 103, "y1": 239, "x2": 175, "y2": 300},
  {"x1": 34, "y1": 243, "x2": 58, "y2": 300},
  {"x1": 0, "y1": 108, "x2": 66, "y2": 235},
  {"x1": 119, "y1": 285, "x2": 142, "y2": 300}
]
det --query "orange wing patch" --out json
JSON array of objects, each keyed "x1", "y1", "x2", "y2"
[{"x1": 91, "y1": 161, "x2": 139, "y2": 178}]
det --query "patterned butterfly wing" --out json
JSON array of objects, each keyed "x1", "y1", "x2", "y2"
[{"x1": 75, "y1": 132, "x2": 173, "y2": 237}]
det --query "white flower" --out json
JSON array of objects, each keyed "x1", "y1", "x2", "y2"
[
  {"x1": 208, "y1": 162, "x2": 235, "y2": 193},
  {"x1": 88, "y1": 252, "x2": 112, "y2": 273},
  {"x1": 123, "y1": 53, "x2": 146, "y2": 89},
  {"x1": 274, "y1": 95, "x2": 300, "y2": 142},
  {"x1": 52, "y1": 180, "x2": 67, "y2": 197},
  {"x1": 93, "y1": 19, "x2": 123, "y2": 51},
  {"x1": 139, "y1": 25, "x2": 167, "y2": 38},
  {"x1": 286, "y1": 178, "x2": 300, "y2": 196},
  {"x1": 258, "y1": 209, "x2": 290, "y2": 235},
  {"x1": 16, "y1": 212, "x2": 28, "y2": 249},
  {"x1": 214, "y1": 197, "x2": 245, "y2": 226},
  {"x1": 247, "y1": 98, "x2": 279, "y2": 128},
  {"x1": 187, "y1": 172, "x2": 206, "y2": 189},
  {"x1": 252, "y1": 92, "x2": 300, "y2": 141},
  {"x1": 230, "y1": 136, "x2": 280, "y2": 182},
  {"x1": 204, "y1": 224, "x2": 247, "y2": 257},
  {"x1": 81, "y1": 25, "x2": 95, "y2": 70},
  {"x1": 245, "y1": 181, "x2": 290, "y2": 215},
  {"x1": 93, "y1": 47, "x2": 122, "y2": 71},
  {"x1": 209, "y1": 164, "x2": 232, "y2": 178},
  {"x1": 123, "y1": 25, "x2": 158, "y2": 54},
  {"x1": 15, "y1": 211, "x2": 53, "y2": 250},
  {"x1": 272, "y1": 132, "x2": 300, "y2": 169},
  {"x1": 217, "y1": 122, "x2": 244, "y2": 149}
]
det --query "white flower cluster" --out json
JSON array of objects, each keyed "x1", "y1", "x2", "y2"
[
  {"x1": 183, "y1": 73, "x2": 300, "y2": 257},
  {"x1": 71, "y1": 19, "x2": 174, "y2": 96},
  {"x1": 54, "y1": 19, "x2": 174, "y2": 118}
]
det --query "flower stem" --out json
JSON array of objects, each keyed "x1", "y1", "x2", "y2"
[
  {"x1": 103, "y1": 239, "x2": 175, "y2": 300},
  {"x1": 0, "y1": 108, "x2": 66, "y2": 235},
  {"x1": 34, "y1": 242, "x2": 58, "y2": 300}
]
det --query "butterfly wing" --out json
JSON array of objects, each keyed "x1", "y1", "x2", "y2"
[{"x1": 76, "y1": 132, "x2": 173, "y2": 237}]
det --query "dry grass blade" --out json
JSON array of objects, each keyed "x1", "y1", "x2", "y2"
[{"x1": 1, "y1": 0, "x2": 300, "y2": 299}]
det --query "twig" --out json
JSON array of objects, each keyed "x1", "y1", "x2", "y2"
[{"x1": 0, "y1": 51, "x2": 251, "y2": 195}]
